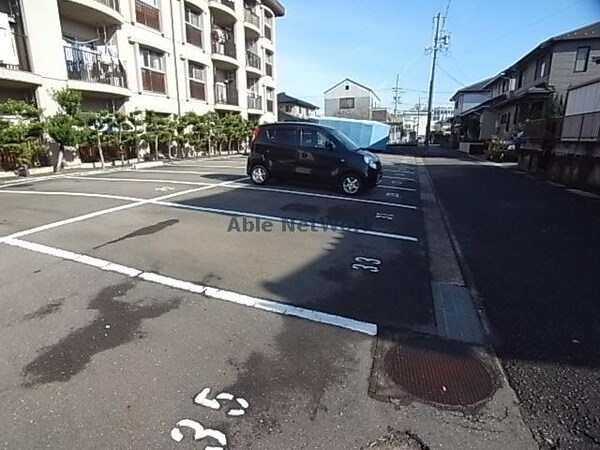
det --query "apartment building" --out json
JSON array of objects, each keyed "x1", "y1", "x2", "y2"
[{"x1": 0, "y1": 0, "x2": 284, "y2": 122}]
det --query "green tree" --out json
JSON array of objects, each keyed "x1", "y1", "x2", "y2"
[
  {"x1": 0, "y1": 100, "x2": 44, "y2": 173},
  {"x1": 122, "y1": 110, "x2": 145, "y2": 161},
  {"x1": 143, "y1": 111, "x2": 173, "y2": 160},
  {"x1": 47, "y1": 89, "x2": 84, "y2": 172}
]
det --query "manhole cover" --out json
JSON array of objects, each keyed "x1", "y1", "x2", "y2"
[{"x1": 384, "y1": 337, "x2": 494, "y2": 406}]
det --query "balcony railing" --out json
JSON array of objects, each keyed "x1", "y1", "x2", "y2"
[
  {"x1": 212, "y1": 0, "x2": 235, "y2": 10},
  {"x1": 247, "y1": 94, "x2": 262, "y2": 110},
  {"x1": 214, "y1": 83, "x2": 238, "y2": 106},
  {"x1": 186, "y1": 24, "x2": 203, "y2": 48},
  {"x1": 244, "y1": 9, "x2": 260, "y2": 28},
  {"x1": 135, "y1": 0, "x2": 160, "y2": 30},
  {"x1": 212, "y1": 40, "x2": 236, "y2": 59},
  {"x1": 264, "y1": 25, "x2": 272, "y2": 41},
  {"x1": 93, "y1": 0, "x2": 120, "y2": 11},
  {"x1": 0, "y1": 32, "x2": 31, "y2": 72},
  {"x1": 246, "y1": 51, "x2": 261, "y2": 70},
  {"x1": 190, "y1": 80, "x2": 206, "y2": 100},
  {"x1": 64, "y1": 46, "x2": 127, "y2": 88},
  {"x1": 265, "y1": 62, "x2": 273, "y2": 77},
  {"x1": 141, "y1": 68, "x2": 166, "y2": 93}
]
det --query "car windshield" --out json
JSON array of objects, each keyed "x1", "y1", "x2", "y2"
[{"x1": 328, "y1": 128, "x2": 360, "y2": 151}]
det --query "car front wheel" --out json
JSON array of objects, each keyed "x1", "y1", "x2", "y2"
[
  {"x1": 250, "y1": 164, "x2": 269, "y2": 185},
  {"x1": 340, "y1": 173, "x2": 363, "y2": 196}
]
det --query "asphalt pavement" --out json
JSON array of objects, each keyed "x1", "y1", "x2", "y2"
[
  {"x1": 0, "y1": 153, "x2": 537, "y2": 449},
  {"x1": 425, "y1": 147, "x2": 600, "y2": 450}
]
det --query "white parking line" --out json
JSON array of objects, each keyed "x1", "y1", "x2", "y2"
[
  {"x1": 166, "y1": 164, "x2": 246, "y2": 169},
  {"x1": 66, "y1": 176, "x2": 212, "y2": 187},
  {"x1": 1, "y1": 238, "x2": 377, "y2": 336},
  {"x1": 383, "y1": 176, "x2": 416, "y2": 182},
  {"x1": 148, "y1": 201, "x2": 419, "y2": 242},
  {"x1": 378, "y1": 185, "x2": 417, "y2": 192},
  {"x1": 137, "y1": 169, "x2": 215, "y2": 176},
  {"x1": 0, "y1": 188, "x2": 418, "y2": 242},
  {"x1": 226, "y1": 184, "x2": 418, "y2": 210},
  {"x1": 0, "y1": 190, "x2": 142, "y2": 202},
  {"x1": 0, "y1": 177, "x2": 248, "y2": 240},
  {"x1": 64, "y1": 176, "x2": 419, "y2": 210}
]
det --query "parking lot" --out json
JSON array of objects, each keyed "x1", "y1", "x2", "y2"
[{"x1": 0, "y1": 154, "x2": 531, "y2": 449}]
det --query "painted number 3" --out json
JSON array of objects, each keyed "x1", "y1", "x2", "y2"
[{"x1": 352, "y1": 257, "x2": 382, "y2": 273}]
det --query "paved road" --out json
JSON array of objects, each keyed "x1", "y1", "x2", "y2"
[{"x1": 426, "y1": 148, "x2": 600, "y2": 450}]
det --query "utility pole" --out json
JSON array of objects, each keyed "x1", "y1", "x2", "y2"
[
  {"x1": 425, "y1": 13, "x2": 442, "y2": 146},
  {"x1": 392, "y1": 73, "x2": 401, "y2": 117}
]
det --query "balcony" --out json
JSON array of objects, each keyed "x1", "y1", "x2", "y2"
[
  {"x1": 93, "y1": 0, "x2": 119, "y2": 10},
  {"x1": 244, "y1": 9, "x2": 260, "y2": 28},
  {"x1": 186, "y1": 24, "x2": 203, "y2": 48},
  {"x1": 141, "y1": 68, "x2": 166, "y2": 93},
  {"x1": 212, "y1": 40, "x2": 237, "y2": 62},
  {"x1": 135, "y1": 0, "x2": 160, "y2": 30},
  {"x1": 214, "y1": 83, "x2": 238, "y2": 106},
  {"x1": 0, "y1": 32, "x2": 31, "y2": 73},
  {"x1": 247, "y1": 94, "x2": 262, "y2": 110},
  {"x1": 246, "y1": 51, "x2": 261, "y2": 72},
  {"x1": 212, "y1": 0, "x2": 235, "y2": 10},
  {"x1": 190, "y1": 80, "x2": 206, "y2": 100},
  {"x1": 58, "y1": 0, "x2": 124, "y2": 26},
  {"x1": 64, "y1": 46, "x2": 128, "y2": 90}
]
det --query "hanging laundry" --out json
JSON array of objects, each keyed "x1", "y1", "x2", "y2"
[{"x1": 0, "y1": 13, "x2": 19, "y2": 67}]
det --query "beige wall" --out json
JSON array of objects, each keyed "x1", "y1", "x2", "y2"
[{"x1": 5, "y1": 0, "x2": 282, "y2": 121}]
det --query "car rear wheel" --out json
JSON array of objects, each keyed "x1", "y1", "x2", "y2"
[
  {"x1": 250, "y1": 164, "x2": 269, "y2": 185},
  {"x1": 340, "y1": 173, "x2": 363, "y2": 196}
]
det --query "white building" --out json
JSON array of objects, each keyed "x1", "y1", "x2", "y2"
[
  {"x1": 400, "y1": 108, "x2": 428, "y2": 140},
  {"x1": 323, "y1": 78, "x2": 381, "y2": 120},
  {"x1": 0, "y1": 0, "x2": 284, "y2": 122}
]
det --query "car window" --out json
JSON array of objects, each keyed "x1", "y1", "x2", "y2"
[
  {"x1": 264, "y1": 127, "x2": 298, "y2": 146},
  {"x1": 300, "y1": 128, "x2": 330, "y2": 148},
  {"x1": 328, "y1": 128, "x2": 359, "y2": 151}
]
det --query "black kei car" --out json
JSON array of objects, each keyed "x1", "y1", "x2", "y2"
[{"x1": 246, "y1": 122, "x2": 383, "y2": 196}]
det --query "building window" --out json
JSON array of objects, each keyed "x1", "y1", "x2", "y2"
[
  {"x1": 536, "y1": 57, "x2": 548, "y2": 78},
  {"x1": 140, "y1": 47, "x2": 166, "y2": 93},
  {"x1": 185, "y1": 5, "x2": 203, "y2": 47},
  {"x1": 339, "y1": 97, "x2": 355, "y2": 109},
  {"x1": 574, "y1": 46, "x2": 590, "y2": 72},
  {"x1": 265, "y1": 50, "x2": 273, "y2": 77},
  {"x1": 188, "y1": 61, "x2": 206, "y2": 100},
  {"x1": 285, "y1": 105, "x2": 292, "y2": 112},
  {"x1": 266, "y1": 88, "x2": 274, "y2": 112},
  {"x1": 135, "y1": 0, "x2": 160, "y2": 30},
  {"x1": 517, "y1": 70, "x2": 524, "y2": 89}
]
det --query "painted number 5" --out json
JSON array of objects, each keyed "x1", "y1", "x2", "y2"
[{"x1": 352, "y1": 256, "x2": 382, "y2": 273}]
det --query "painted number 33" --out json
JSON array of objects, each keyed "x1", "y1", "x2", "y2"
[{"x1": 352, "y1": 257, "x2": 382, "y2": 273}]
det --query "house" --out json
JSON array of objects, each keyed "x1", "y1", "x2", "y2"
[
  {"x1": 454, "y1": 21, "x2": 600, "y2": 141},
  {"x1": 323, "y1": 78, "x2": 381, "y2": 120},
  {"x1": 0, "y1": 0, "x2": 285, "y2": 122},
  {"x1": 277, "y1": 92, "x2": 319, "y2": 121}
]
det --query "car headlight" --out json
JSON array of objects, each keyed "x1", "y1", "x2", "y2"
[{"x1": 364, "y1": 155, "x2": 378, "y2": 169}]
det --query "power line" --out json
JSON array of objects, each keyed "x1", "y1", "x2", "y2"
[{"x1": 435, "y1": 63, "x2": 465, "y2": 87}]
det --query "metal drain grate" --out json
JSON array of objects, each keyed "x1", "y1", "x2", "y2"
[{"x1": 384, "y1": 337, "x2": 494, "y2": 406}]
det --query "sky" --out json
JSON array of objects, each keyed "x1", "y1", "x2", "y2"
[{"x1": 275, "y1": 0, "x2": 600, "y2": 111}]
